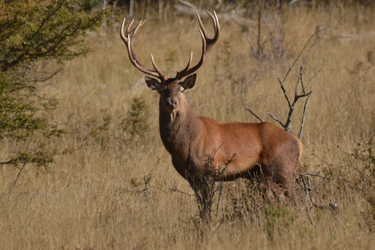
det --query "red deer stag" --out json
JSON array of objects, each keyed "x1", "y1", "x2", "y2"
[{"x1": 120, "y1": 11, "x2": 303, "y2": 217}]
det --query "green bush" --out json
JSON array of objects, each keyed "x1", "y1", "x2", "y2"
[
  {"x1": 0, "y1": 0, "x2": 108, "y2": 169},
  {"x1": 122, "y1": 97, "x2": 150, "y2": 143}
]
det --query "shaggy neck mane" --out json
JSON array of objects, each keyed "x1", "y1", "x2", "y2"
[{"x1": 159, "y1": 96, "x2": 201, "y2": 158}]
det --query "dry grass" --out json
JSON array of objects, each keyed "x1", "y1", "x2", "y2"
[{"x1": 1, "y1": 5, "x2": 375, "y2": 249}]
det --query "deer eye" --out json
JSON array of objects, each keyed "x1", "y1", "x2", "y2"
[{"x1": 174, "y1": 87, "x2": 182, "y2": 94}]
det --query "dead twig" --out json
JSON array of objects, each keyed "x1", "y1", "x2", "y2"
[
  {"x1": 245, "y1": 106, "x2": 264, "y2": 122},
  {"x1": 246, "y1": 26, "x2": 338, "y2": 139},
  {"x1": 298, "y1": 91, "x2": 312, "y2": 139},
  {"x1": 300, "y1": 172, "x2": 331, "y2": 180},
  {"x1": 169, "y1": 187, "x2": 195, "y2": 197},
  {"x1": 295, "y1": 171, "x2": 339, "y2": 225},
  {"x1": 10, "y1": 162, "x2": 27, "y2": 193}
]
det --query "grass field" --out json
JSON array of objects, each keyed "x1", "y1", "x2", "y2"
[{"x1": 1, "y1": 4, "x2": 375, "y2": 249}]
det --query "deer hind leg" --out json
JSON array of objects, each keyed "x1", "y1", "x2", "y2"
[
  {"x1": 269, "y1": 156, "x2": 298, "y2": 204},
  {"x1": 279, "y1": 174, "x2": 297, "y2": 204}
]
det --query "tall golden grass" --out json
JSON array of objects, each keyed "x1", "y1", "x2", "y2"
[{"x1": 1, "y1": 5, "x2": 375, "y2": 249}]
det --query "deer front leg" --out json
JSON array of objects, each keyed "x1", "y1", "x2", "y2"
[{"x1": 188, "y1": 176, "x2": 215, "y2": 221}]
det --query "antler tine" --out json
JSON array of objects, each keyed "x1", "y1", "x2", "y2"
[
  {"x1": 120, "y1": 18, "x2": 166, "y2": 81},
  {"x1": 127, "y1": 19, "x2": 147, "y2": 38},
  {"x1": 206, "y1": 11, "x2": 217, "y2": 29},
  {"x1": 174, "y1": 10, "x2": 220, "y2": 80},
  {"x1": 196, "y1": 11, "x2": 208, "y2": 39},
  {"x1": 177, "y1": 52, "x2": 193, "y2": 76},
  {"x1": 120, "y1": 18, "x2": 131, "y2": 43},
  {"x1": 151, "y1": 54, "x2": 166, "y2": 80},
  {"x1": 204, "y1": 10, "x2": 220, "y2": 47},
  {"x1": 198, "y1": 28, "x2": 208, "y2": 54}
]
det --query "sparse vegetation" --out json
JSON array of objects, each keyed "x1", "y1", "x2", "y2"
[{"x1": 1, "y1": 2, "x2": 375, "y2": 249}]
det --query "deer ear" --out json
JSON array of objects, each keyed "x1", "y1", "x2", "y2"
[
  {"x1": 145, "y1": 76, "x2": 162, "y2": 91},
  {"x1": 180, "y1": 74, "x2": 197, "y2": 90}
]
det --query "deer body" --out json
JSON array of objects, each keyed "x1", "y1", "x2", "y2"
[
  {"x1": 120, "y1": 11, "x2": 303, "y2": 216},
  {"x1": 157, "y1": 85, "x2": 302, "y2": 187}
]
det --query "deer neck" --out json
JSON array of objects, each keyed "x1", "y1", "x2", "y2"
[{"x1": 159, "y1": 96, "x2": 201, "y2": 157}]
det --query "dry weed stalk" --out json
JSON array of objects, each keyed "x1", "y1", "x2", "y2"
[{"x1": 295, "y1": 172, "x2": 338, "y2": 224}]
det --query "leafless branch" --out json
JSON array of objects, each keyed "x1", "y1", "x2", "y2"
[
  {"x1": 267, "y1": 112, "x2": 285, "y2": 129},
  {"x1": 245, "y1": 106, "x2": 264, "y2": 122},
  {"x1": 10, "y1": 162, "x2": 27, "y2": 193},
  {"x1": 245, "y1": 27, "x2": 332, "y2": 134},
  {"x1": 306, "y1": 66, "x2": 323, "y2": 89},
  {"x1": 27, "y1": 67, "x2": 64, "y2": 86},
  {"x1": 299, "y1": 91, "x2": 312, "y2": 139},
  {"x1": 281, "y1": 26, "x2": 331, "y2": 83},
  {"x1": 278, "y1": 77, "x2": 292, "y2": 108},
  {"x1": 170, "y1": 187, "x2": 195, "y2": 197},
  {"x1": 215, "y1": 181, "x2": 223, "y2": 217},
  {"x1": 0, "y1": 160, "x2": 13, "y2": 165},
  {"x1": 295, "y1": 171, "x2": 338, "y2": 223},
  {"x1": 300, "y1": 172, "x2": 331, "y2": 180},
  {"x1": 5, "y1": 182, "x2": 68, "y2": 198}
]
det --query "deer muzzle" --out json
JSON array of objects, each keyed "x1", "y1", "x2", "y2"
[{"x1": 165, "y1": 98, "x2": 178, "y2": 109}]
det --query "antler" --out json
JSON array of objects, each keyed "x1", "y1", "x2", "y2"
[
  {"x1": 120, "y1": 18, "x2": 167, "y2": 81},
  {"x1": 174, "y1": 10, "x2": 220, "y2": 80}
]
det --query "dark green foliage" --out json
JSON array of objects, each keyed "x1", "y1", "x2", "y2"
[
  {"x1": 0, "y1": 0, "x2": 108, "y2": 169},
  {"x1": 122, "y1": 97, "x2": 149, "y2": 141},
  {"x1": 0, "y1": 0, "x2": 106, "y2": 71},
  {"x1": 0, "y1": 74, "x2": 46, "y2": 141},
  {"x1": 83, "y1": 0, "x2": 101, "y2": 11},
  {"x1": 83, "y1": 99, "x2": 149, "y2": 149},
  {"x1": 89, "y1": 112, "x2": 112, "y2": 147}
]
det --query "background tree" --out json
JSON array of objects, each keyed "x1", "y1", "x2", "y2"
[{"x1": 0, "y1": 0, "x2": 108, "y2": 184}]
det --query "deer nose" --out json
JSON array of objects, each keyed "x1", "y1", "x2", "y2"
[{"x1": 166, "y1": 99, "x2": 178, "y2": 108}]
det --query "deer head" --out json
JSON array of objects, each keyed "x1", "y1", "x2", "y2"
[{"x1": 120, "y1": 11, "x2": 220, "y2": 112}]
